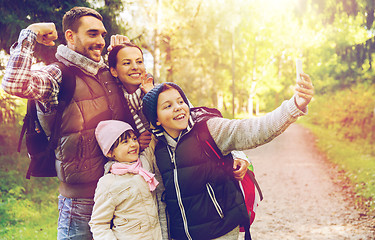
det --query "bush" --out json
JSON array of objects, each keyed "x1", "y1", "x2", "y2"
[
  {"x1": 0, "y1": 91, "x2": 26, "y2": 125},
  {"x1": 306, "y1": 83, "x2": 375, "y2": 145},
  {"x1": 301, "y1": 83, "x2": 375, "y2": 212}
]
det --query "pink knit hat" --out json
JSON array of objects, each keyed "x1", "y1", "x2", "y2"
[{"x1": 95, "y1": 120, "x2": 134, "y2": 156}]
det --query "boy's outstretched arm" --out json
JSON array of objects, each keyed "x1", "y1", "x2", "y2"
[
  {"x1": 231, "y1": 74, "x2": 313, "y2": 180},
  {"x1": 207, "y1": 73, "x2": 314, "y2": 156}
]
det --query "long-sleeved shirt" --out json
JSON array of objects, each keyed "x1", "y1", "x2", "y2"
[
  {"x1": 2, "y1": 29, "x2": 61, "y2": 108},
  {"x1": 207, "y1": 97, "x2": 305, "y2": 156},
  {"x1": 2, "y1": 29, "x2": 106, "y2": 111}
]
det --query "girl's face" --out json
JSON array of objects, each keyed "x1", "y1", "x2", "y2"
[
  {"x1": 110, "y1": 47, "x2": 146, "y2": 93},
  {"x1": 156, "y1": 88, "x2": 190, "y2": 138},
  {"x1": 108, "y1": 131, "x2": 139, "y2": 163}
]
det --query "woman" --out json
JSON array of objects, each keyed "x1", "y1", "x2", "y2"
[{"x1": 108, "y1": 43, "x2": 154, "y2": 150}]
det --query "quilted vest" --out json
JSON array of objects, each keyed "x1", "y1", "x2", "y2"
[
  {"x1": 38, "y1": 66, "x2": 136, "y2": 198},
  {"x1": 154, "y1": 108, "x2": 249, "y2": 240}
]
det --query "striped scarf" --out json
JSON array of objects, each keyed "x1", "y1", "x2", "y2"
[{"x1": 123, "y1": 88, "x2": 150, "y2": 134}]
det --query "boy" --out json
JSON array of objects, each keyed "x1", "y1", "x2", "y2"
[{"x1": 141, "y1": 75, "x2": 313, "y2": 239}]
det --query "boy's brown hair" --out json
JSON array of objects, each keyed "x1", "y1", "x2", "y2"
[{"x1": 62, "y1": 7, "x2": 103, "y2": 33}]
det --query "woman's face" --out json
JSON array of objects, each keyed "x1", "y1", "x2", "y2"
[{"x1": 110, "y1": 47, "x2": 146, "y2": 93}]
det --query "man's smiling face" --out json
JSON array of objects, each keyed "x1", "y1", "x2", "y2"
[{"x1": 71, "y1": 16, "x2": 107, "y2": 62}]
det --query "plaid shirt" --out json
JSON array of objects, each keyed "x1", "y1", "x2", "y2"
[{"x1": 2, "y1": 29, "x2": 62, "y2": 110}]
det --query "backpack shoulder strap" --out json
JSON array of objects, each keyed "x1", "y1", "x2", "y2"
[
  {"x1": 55, "y1": 62, "x2": 76, "y2": 103},
  {"x1": 192, "y1": 107, "x2": 264, "y2": 201},
  {"x1": 17, "y1": 62, "x2": 77, "y2": 152},
  {"x1": 48, "y1": 62, "x2": 77, "y2": 149},
  {"x1": 191, "y1": 106, "x2": 223, "y2": 122},
  {"x1": 17, "y1": 100, "x2": 37, "y2": 152},
  {"x1": 192, "y1": 107, "x2": 232, "y2": 162}
]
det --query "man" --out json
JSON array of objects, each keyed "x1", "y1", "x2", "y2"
[{"x1": 2, "y1": 7, "x2": 138, "y2": 240}]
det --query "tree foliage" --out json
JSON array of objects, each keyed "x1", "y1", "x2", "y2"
[
  {"x1": 1, "y1": 0, "x2": 375, "y2": 113},
  {"x1": 306, "y1": 83, "x2": 375, "y2": 143},
  {"x1": 0, "y1": 90, "x2": 24, "y2": 125},
  {"x1": 303, "y1": 0, "x2": 375, "y2": 91},
  {"x1": 150, "y1": 0, "x2": 313, "y2": 112},
  {"x1": 0, "y1": 0, "x2": 91, "y2": 66}
]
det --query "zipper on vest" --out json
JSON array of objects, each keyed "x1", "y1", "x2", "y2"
[
  {"x1": 206, "y1": 183, "x2": 224, "y2": 219},
  {"x1": 167, "y1": 147, "x2": 192, "y2": 240}
]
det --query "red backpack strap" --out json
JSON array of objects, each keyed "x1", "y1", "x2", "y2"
[
  {"x1": 246, "y1": 169, "x2": 263, "y2": 201},
  {"x1": 192, "y1": 107, "x2": 233, "y2": 167},
  {"x1": 192, "y1": 107, "x2": 252, "y2": 240}
]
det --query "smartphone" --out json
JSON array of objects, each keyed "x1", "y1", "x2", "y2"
[{"x1": 296, "y1": 59, "x2": 303, "y2": 82}]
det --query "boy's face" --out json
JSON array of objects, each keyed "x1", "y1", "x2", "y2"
[
  {"x1": 110, "y1": 47, "x2": 146, "y2": 93},
  {"x1": 156, "y1": 88, "x2": 190, "y2": 138},
  {"x1": 108, "y1": 131, "x2": 139, "y2": 163}
]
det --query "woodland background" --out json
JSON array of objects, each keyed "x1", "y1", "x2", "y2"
[{"x1": 0, "y1": 0, "x2": 374, "y2": 238}]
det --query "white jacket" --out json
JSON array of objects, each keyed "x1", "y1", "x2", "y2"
[{"x1": 89, "y1": 139, "x2": 163, "y2": 240}]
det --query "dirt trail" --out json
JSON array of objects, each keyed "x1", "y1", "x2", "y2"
[{"x1": 241, "y1": 124, "x2": 374, "y2": 240}]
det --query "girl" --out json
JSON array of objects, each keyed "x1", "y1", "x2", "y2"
[
  {"x1": 89, "y1": 120, "x2": 162, "y2": 239},
  {"x1": 141, "y1": 75, "x2": 314, "y2": 239}
]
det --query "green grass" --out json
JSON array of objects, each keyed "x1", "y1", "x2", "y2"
[
  {"x1": 299, "y1": 118, "x2": 375, "y2": 212},
  {"x1": 0, "y1": 197, "x2": 58, "y2": 239},
  {"x1": 0, "y1": 147, "x2": 59, "y2": 239}
]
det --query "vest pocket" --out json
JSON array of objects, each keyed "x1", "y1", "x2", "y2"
[
  {"x1": 206, "y1": 183, "x2": 224, "y2": 219},
  {"x1": 113, "y1": 220, "x2": 142, "y2": 233}
]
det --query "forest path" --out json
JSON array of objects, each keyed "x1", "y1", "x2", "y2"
[{"x1": 241, "y1": 124, "x2": 374, "y2": 240}]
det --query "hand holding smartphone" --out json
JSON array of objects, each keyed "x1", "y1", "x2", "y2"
[{"x1": 294, "y1": 58, "x2": 314, "y2": 110}]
